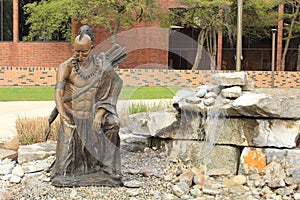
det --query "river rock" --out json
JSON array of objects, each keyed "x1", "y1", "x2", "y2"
[
  {"x1": 294, "y1": 193, "x2": 300, "y2": 200},
  {"x1": 203, "y1": 97, "x2": 215, "y2": 106},
  {"x1": 190, "y1": 188, "x2": 202, "y2": 198},
  {"x1": 178, "y1": 170, "x2": 194, "y2": 187},
  {"x1": 202, "y1": 185, "x2": 222, "y2": 195},
  {"x1": 0, "y1": 189, "x2": 12, "y2": 200},
  {"x1": 0, "y1": 159, "x2": 15, "y2": 175},
  {"x1": 204, "y1": 92, "x2": 217, "y2": 99},
  {"x1": 124, "y1": 180, "x2": 143, "y2": 188},
  {"x1": 232, "y1": 175, "x2": 247, "y2": 185},
  {"x1": 9, "y1": 174, "x2": 21, "y2": 183},
  {"x1": 221, "y1": 86, "x2": 242, "y2": 99},
  {"x1": 173, "y1": 182, "x2": 189, "y2": 197},
  {"x1": 197, "y1": 84, "x2": 221, "y2": 94},
  {"x1": 195, "y1": 89, "x2": 207, "y2": 98},
  {"x1": 163, "y1": 193, "x2": 178, "y2": 200},
  {"x1": 126, "y1": 188, "x2": 143, "y2": 197},
  {"x1": 11, "y1": 166, "x2": 24, "y2": 177}
]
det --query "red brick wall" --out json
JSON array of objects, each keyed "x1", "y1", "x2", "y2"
[
  {"x1": 73, "y1": 20, "x2": 169, "y2": 69},
  {"x1": 1, "y1": 67, "x2": 300, "y2": 88},
  {"x1": 0, "y1": 42, "x2": 72, "y2": 68}
]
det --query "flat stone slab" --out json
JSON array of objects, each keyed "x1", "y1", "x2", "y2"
[
  {"x1": 232, "y1": 88, "x2": 300, "y2": 119},
  {"x1": 0, "y1": 148, "x2": 17, "y2": 160},
  {"x1": 212, "y1": 72, "x2": 248, "y2": 86},
  {"x1": 18, "y1": 142, "x2": 56, "y2": 164}
]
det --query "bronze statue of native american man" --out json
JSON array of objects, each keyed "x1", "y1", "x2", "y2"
[{"x1": 49, "y1": 25, "x2": 127, "y2": 187}]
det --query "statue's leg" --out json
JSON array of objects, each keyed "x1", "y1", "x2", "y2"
[
  {"x1": 101, "y1": 113, "x2": 121, "y2": 178},
  {"x1": 51, "y1": 124, "x2": 74, "y2": 178}
]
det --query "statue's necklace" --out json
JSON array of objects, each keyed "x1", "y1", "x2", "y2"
[{"x1": 72, "y1": 56, "x2": 98, "y2": 80}]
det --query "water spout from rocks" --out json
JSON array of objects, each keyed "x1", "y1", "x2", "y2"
[{"x1": 200, "y1": 95, "x2": 226, "y2": 160}]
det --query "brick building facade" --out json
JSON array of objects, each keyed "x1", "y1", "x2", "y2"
[
  {"x1": 1, "y1": 0, "x2": 296, "y2": 88},
  {"x1": 0, "y1": 0, "x2": 286, "y2": 70}
]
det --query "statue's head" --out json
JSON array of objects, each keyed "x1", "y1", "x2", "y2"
[{"x1": 73, "y1": 34, "x2": 93, "y2": 64}]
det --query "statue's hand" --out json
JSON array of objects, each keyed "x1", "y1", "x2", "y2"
[
  {"x1": 93, "y1": 108, "x2": 105, "y2": 132},
  {"x1": 60, "y1": 113, "x2": 75, "y2": 137},
  {"x1": 61, "y1": 113, "x2": 73, "y2": 127}
]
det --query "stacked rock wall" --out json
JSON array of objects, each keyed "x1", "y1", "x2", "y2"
[{"x1": 123, "y1": 72, "x2": 300, "y2": 180}]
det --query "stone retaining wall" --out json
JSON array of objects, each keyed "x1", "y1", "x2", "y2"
[{"x1": 0, "y1": 67, "x2": 300, "y2": 88}]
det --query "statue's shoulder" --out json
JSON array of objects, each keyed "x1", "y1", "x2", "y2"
[
  {"x1": 57, "y1": 57, "x2": 73, "y2": 77},
  {"x1": 59, "y1": 57, "x2": 73, "y2": 69}
]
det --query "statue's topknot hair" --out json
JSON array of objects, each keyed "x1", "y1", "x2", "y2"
[{"x1": 78, "y1": 25, "x2": 94, "y2": 45}]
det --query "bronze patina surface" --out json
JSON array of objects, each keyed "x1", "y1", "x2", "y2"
[{"x1": 50, "y1": 25, "x2": 125, "y2": 187}]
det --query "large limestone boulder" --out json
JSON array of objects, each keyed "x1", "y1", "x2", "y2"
[
  {"x1": 232, "y1": 89, "x2": 300, "y2": 119},
  {"x1": 166, "y1": 140, "x2": 239, "y2": 175},
  {"x1": 126, "y1": 109, "x2": 206, "y2": 140},
  {"x1": 239, "y1": 147, "x2": 300, "y2": 180},
  {"x1": 213, "y1": 118, "x2": 300, "y2": 148},
  {"x1": 212, "y1": 72, "x2": 248, "y2": 86},
  {"x1": 125, "y1": 109, "x2": 179, "y2": 138}
]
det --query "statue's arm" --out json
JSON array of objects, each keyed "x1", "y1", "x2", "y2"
[{"x1": 55, "y1": 63, "x2": 72, "y2": 124}]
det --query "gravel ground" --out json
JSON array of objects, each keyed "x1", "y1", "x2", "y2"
[
  {"x1": 1, "y1": 147, "x2": 300, "y2": 200},
  {"x1": 1, "y1": 148, "x2": 173, "y2": 200}
]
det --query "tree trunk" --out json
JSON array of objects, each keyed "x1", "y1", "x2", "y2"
[
  {"x1": 111, "y1": 14, "x2": 121, "y2": 45},
  {"x1": 210, "y1": 28, "x2": 217, "y2": 70},
  {"x1": 205, "y1": 28, "x2": 217, "y2": 70},
  {"x1": 192, "y1": 30, "x2": 205, "y2": 70},
  {"x1": 297, "y1": 45, "x2": 300, "y2": 71},
  {"x1": 281, "y1": 2, "x2": 300, "y2": 71}
]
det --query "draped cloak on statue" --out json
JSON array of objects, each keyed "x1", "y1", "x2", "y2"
[{"x1": 51, "y1": 54, "x2": 123, "y2": 187}]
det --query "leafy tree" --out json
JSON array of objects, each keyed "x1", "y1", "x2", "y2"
[
  {"x1": 170, "y1": 0, "x2": 283, "y2": 70},
  {"x1": 242, "y1": 0, "x2": 281, "y2": 42},
  {"x1": 23, "y1": 0, "x2": 159, "y2": 43},
  {"x1": 169, "y1": 0, "x2": 234, "y2": 70}
]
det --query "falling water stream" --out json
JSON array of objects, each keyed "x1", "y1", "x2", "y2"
[
  {"x1": 200, "y1": 94, "x2": 227, "y2": 170},
  {"x1": 201, "y1": 96, "x2": 226, "y2": 158}
]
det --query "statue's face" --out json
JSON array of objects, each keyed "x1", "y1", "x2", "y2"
[{"x1": 74, "y1": 35, "x2": 93, "y2": 64}]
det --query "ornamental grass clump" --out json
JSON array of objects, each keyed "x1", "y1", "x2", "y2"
[
  {"x1": 128, "y1": 100, "x2": 172, "y2": 115},
  {"x1": 16, "y1": 116, "x2": 59, "y2": 145}
]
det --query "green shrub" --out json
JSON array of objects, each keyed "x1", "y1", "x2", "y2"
[{"x1": 16, "y1": 116, "x2": 59, "y2": 145}]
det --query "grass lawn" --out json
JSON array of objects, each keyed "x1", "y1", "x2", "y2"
[{"x1": 0, "y1": 86, "x2": 182, "y2": 101}]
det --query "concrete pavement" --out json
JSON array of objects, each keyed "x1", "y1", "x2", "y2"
[
  {"x1": 0, "y1": 101, "x2": 56, "y2": 140},
  {"x1": 0, "y1": 99, "x2": 172, "y2": 142}
]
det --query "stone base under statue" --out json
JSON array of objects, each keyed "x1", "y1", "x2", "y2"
[{"x1": 51, "y1": 171, "x2": 122, "y2": 187}]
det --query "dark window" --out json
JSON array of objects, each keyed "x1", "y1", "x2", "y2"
[
  {"x1": 18, "y1": 0, "x2": 68, "y2": 41},
  {"x1": 0, "y1": 0, "x2": 13, "y2": 41},
  {"x1": 18, "y1": 0, "x2": 38, "y2": 41}
]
